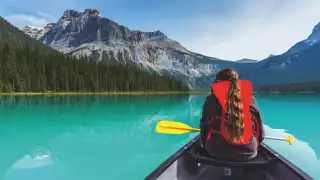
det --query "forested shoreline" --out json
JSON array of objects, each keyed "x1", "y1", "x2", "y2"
[
  {"x1": 254, "y1": 80, "x2": 320, "y2": 93},
  {"x1": 0, "y1": 16, "x2": 189, "y2": 93},
  {"x1": 0, "y1": 42, "x2": 189, "y2": 93}
]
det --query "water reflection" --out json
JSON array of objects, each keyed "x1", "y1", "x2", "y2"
[{"x1": 0, "y1": 95, "x2": 192, "y2": 180}]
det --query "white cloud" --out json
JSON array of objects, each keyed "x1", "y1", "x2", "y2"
[
  {"x1": 4, "y1": 14, "x2": 49, "y2": 29},
  {"x1": 35, "y1": 11, "x2": 56, "y2": 22},
  {"x1": 172, "y1": 0, "x2": 320, "y2": 60}
]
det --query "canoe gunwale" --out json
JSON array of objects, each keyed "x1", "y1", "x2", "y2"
[
  {"x1": 260, "y1": 143, "x2": 314, "y2": 180},
  {"x1": 144, "y1": 136, "x2": 198, "y2": 180},
  {"x1": 145, "y1": 135, "x2": 314, "y2": 180}
]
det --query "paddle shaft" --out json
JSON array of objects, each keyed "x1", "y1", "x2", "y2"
[
  {"x1": 161, "y1": 126, "x2": 287, "y2": 140},
  {"x1": 159, "y1": 126, "x2": 200, "y2": 132},
  {"x1": 264, "y1": 136, "x2": 287, "y2": 141},
  {"x1": 160, "y1": 126, "x2": 289, "y2": 141}
]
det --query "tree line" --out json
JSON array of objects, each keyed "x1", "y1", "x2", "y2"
[
  {"x1": 255, "y1": 80, "x2": 320, "y2": 93},
  {"x1": 0, "y1": 42, "x2": 189, "y2": 92}
]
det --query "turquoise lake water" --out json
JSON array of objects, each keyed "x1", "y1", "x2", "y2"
[{"x1": 0, "y1": 95, "x2": 319, "y2": 180}]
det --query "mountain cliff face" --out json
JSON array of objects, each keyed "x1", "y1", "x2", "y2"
[{"x1": 20, "y1": 9, "x2": 320, "y2": 90}]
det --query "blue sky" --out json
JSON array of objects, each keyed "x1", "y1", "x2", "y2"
[{"x1": 1, "y1": 0, "x2": 320, "y2": 60}]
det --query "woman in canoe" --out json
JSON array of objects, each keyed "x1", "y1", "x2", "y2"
[{"x1": 200, "y1": 68, "x2": 265, "y2": 161}]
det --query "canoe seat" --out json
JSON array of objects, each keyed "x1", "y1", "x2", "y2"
[{"x1": 186, "y1": 145, "x2": 276, "y2": 169}]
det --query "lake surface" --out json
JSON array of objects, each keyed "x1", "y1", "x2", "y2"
[{"x1": 0, "y1": 95, "x2": 319, "y2": 180}]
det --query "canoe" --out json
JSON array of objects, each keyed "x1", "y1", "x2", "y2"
[{"x1": 145, "y1": 135, "x2": 314, "y2": 180}]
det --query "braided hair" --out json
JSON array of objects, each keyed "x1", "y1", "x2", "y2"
[{"x1": 215, "y1": 68, "x2": 244, "y2": 143}]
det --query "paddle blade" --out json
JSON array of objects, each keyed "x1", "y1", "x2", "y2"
[
  {"x1": 155, "y1": 120, "x2": 200, "y2": 134},
  {"x1": 285, "y1": 135, "x2": 293, "y2": 145}
]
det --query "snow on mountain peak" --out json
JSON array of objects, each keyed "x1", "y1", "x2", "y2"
[
  {"x1": 235, "y1": 59, "x2": 257, "y2": 63},
  {"x1": 22, "y1": 26, "x2": 40, "y2": 38},
  {"x1": 285, "y1": 21, "x2": 320, "y2": 55}
]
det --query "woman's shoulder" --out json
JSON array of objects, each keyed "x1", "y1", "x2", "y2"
[
  {"x1": 250, "y1": 96, "x2": 259, "y2": 109},
  {"x1": 205, "y1": 93, "x2": 218, "y2": 101}
]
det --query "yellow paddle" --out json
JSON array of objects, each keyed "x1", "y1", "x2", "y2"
[{"x1": 156, "y1": 120, "x2": 293, "y2": 145}]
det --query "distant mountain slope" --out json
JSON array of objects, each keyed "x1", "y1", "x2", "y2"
[
  {"x1": 286, "y1": 22, "x2": 320, "y2": 55},
  {"x1": 241, "y1": 21, "x2": 320, "y2": 88},
  {"x1": 235, "y1": 59, "x2": 258, "y2": 63}
]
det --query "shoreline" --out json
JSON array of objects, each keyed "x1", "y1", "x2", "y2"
[
  {"x1": 0, "y1": 91, "x2": 193, "y2": 96},
  {"x1": 253, "y1": 91, "x2": 318, "y2": 94},
  {"x1": 0, "y1": 91, "x2": 318, "y2": 96}
]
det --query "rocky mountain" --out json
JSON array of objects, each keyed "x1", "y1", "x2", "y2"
[
  {"x1": 20, "y1": 9, "x2": 320, "y2": 91},
  {"x1": 1, "y1": 16, "x2": 189, "y2": 93},
  {"x1": 22, "y1": 26, "x2": 40, "y2": 38},
  {"x1": 20, "y1": 9, "x2": 257, "y2": 90}
]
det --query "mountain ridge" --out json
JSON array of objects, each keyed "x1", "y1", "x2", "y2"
[
  {"x1": 284, "y1": 21, "x2": 320, "y2": 56},
  {"x1": 20, "y1": 9, "x2": 236, "y2": 90},
  {"x1": 19, "y1": 9, "x2": 320, "y2": 91}
]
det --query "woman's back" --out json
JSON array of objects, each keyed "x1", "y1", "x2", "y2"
[{"x1": 199, "y1": 68, "x2": 264, "y2": 162}]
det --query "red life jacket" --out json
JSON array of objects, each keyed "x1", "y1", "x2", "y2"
[{"x1": 206, "y1": 80, "x2": 259, "y2": 145}]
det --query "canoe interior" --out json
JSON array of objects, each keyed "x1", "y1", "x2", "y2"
[{"x1": 145, "y1": 135, "x2": 313, "y2": 180}]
